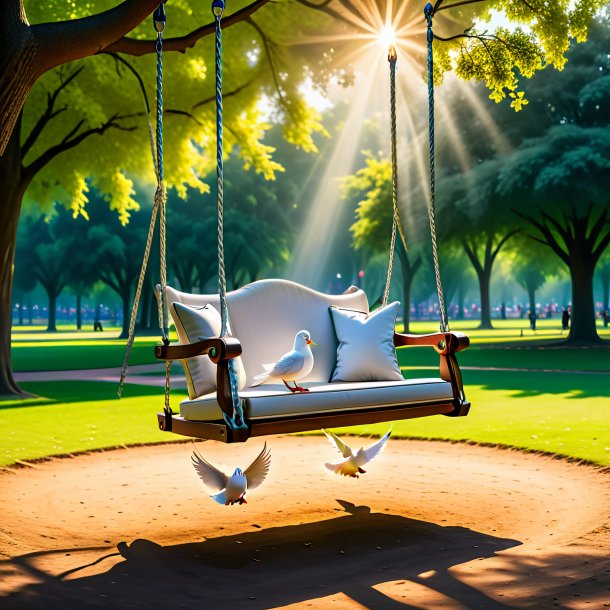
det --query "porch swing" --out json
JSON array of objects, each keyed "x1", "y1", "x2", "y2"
[{"x1": 119, "y1": 1, "x2": 470, "y2": 443}]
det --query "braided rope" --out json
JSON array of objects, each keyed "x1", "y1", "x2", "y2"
[
  {"x1": 425, "y1": 4, "x2": 449, "y2": 333},
  {"x1": 383, "y1": 49, "x2": 409, "y2": 307},
  {"x1": 213, "y1": 3, "x2": 247, "y2": 431},
  {"x1": 215, "y1": 12, "x2": 229, "y2": 337},
  {"x1": 118, "y1": 24, "x2": 170, "y2": 408}
]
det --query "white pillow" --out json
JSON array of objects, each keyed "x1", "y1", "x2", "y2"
[
  {"x1": 170, "y1": 302, "x2": 246, "y2": 399},
  {"x1": 329, "y1": 302, "x2": 403, "y2": 382}
]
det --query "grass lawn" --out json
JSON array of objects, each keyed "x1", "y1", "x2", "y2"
[
  {"x1": 1, "y1": 368, "x2": 608, "y2": 467},
  {"x1": 11, "y1": 319, "x2": 609, "y2": 373},
  {"x1": 0, "y1": 382, "x2": 188, "y2": 467}
]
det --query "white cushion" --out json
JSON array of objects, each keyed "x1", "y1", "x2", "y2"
[
  {"x1": 170, "y1": 302, "x2": 246, "y2": 400},
  {"x1": 180, "y1": 378, "x2": 454, "y2": 421},
  {"x1": 161, "y1": 279, "x2": 369, "y2": 386},
  {"x1": 329, "y1": 302, "x2": 403, "y2": 383}
]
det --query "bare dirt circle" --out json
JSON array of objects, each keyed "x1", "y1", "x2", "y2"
[{"x1": 1, "y1": 437, "x2": 609, "y2": 609}]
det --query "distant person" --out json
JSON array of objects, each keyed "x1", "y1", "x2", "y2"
[
  {"x1": 517, "y1": 304, "x2": 523, "y2": 319},
  {"x1": 561, "y1": 308, "x2": 569, "y2": 331},
  {"x1": 93, "y1": 304, "x2": 103, "y2": 332},
  {"x1": 603, "y1": 309, "x2": 609, "y2": 328},
  {"x1": 500, "y1": 302, "x2": 506, "y2": 320},
  {"x1": 529, "y1": 310, "x2": 536, "y2": 332}
]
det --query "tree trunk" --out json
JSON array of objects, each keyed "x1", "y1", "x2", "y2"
[
  {"x1": 120, "y1": 290, "x2": 131, "y2": 339},
  {"x1": 401, "y1": 273, "x2": 413, "y2": 333},
  {"x1": 47, "y1": 291, "x2": 57, "y2": 332},
  {"x1": 568, "y1": 257, "x2": 598, "y2": 342},
  {"x1": 396, "y1": 246, "x2": 420, "y2": 333},
  {"x1": 527, "y1": 284, "x2": 536, "y2": 324},
  {"x1": 600, "y1": 267, "x2": 610, "y2": 313},
  {"x1": 0, "y1": 113, "x2": 28, "y2": 397},
  {"x1": 76, "y1": 291, "x2": 82, "y2": 330},
  {"x1": 477, "y1": 269, "x2": 493, "y2": 330}
]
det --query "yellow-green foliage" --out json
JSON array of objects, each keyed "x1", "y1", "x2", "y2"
[
  {"x1": 433, "y1": 0, "x2": 605, "y2": 108},
  {"x1": 21, "y1": 1, "x2": 329, "y2": 222}
]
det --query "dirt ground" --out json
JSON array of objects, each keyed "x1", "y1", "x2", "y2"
[{"x1": 0, "y1": 437, "x2": 609, "y2": 609}]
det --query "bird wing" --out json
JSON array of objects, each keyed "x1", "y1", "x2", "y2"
[
  {"x1": 323, "y1": 429, "x2": 353, "y2": 458},
  {"x1": 362, "y1": 429, "x2": 391, "y2": 463},
  {"x1": 191, "y1": 450, "x2": 228, "y2": 493},
  {"x1": 325, "y1": 458, "x2": 358, "y2": 477},
  {"x1": 243, "y1": 443, "x2": 271, "y2": 490},
  {"x1": 269, "y1": 351, "x2": 304, "y2": 378}
]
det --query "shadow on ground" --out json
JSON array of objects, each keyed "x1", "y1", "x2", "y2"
[{"x1": 1, "y1": 500, "x2": 519, "y2": 609}]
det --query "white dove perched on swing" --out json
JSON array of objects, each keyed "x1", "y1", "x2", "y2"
[
  {"x1": 252, "y1": 329, "x2": 317, "y2": 393},
  {"x1": 191, "y1": 443, "x2": 271, "y2": 505},
  {"x1": 323, "y1": 428, "x2": 391, "y2": 478}
]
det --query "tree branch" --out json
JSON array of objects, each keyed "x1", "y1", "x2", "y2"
[
  {"x1": 22, "y1": 114, "x2": 136, "y2": 187},
  {"x1": 103, "y1": 0, "x2": 273, "y2": 57},
  {"x1": 21, "y1": 66, "x2": 84, "y2": 158},
  {"x1": 512, "y1": 208, "x2": 570, "y2": 266},
  {"x1": 490, "y1": 229, "x2": 518, "y2": 262},
  {"x1": 586, "y1": 208, "x2": 608, "y2": 251},
  {"x1": 192, "y1": 77, "x2": 257, "y2": 110},
  {"x1": 33, "y1": 0, "x2": 161, "y2": 73}
]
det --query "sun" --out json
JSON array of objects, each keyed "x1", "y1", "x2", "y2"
[{"x1": 378, "y1": 25, "x2": 396, "y2": 50}]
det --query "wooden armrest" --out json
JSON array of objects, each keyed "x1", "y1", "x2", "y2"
[
  {"x1": 393, "y1": 331, "x2": 469, "y2": 354},
  {"x1": 155, "y1": 336, "x2": 242, "y2": 362}
]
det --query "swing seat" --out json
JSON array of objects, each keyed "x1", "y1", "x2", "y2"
[{"x1": 156, "y1": 279, "x2": 469, "y2": 443}]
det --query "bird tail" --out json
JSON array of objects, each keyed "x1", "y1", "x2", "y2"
[
  {"x1": 211, "y1": 490, "x2": 227, "y2": 505},
  {"x1": 251, "y1": 364, "x2": 274, "y2": 386}
]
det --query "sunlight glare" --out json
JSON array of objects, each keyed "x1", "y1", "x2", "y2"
[{"x1": 379, "y1": 25, "x2": 396, "y2": 50}]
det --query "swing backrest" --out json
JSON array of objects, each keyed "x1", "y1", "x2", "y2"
[{"x1": 163, "y1": 279, "x2": 369, "y2": 386}]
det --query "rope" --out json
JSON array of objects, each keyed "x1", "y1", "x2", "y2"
[
  {"x1": 118, "y1": 6, "x2": 170, "y2": 410},
  {"x1": 425, "y1": 3, "x2": 449, "y2": 333},
  {"x1": 214, "y1": 5, "x2": 229, "y2": 337},
  {"x1": 213, "y1": 0, "x2": 247, "y2": 431},
  {"x1": 383, "y1": 46, "x2": 409, "y2": 307}
]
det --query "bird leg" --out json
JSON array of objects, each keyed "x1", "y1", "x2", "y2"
[{"x1": 283, "y1": 380, "x2": 309, "y2": 393}]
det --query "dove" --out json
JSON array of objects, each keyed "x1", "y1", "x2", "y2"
[
  {"x1": 252, "y1": 329, "x2": 317, "y2": 393},
  {"x1": 323, "y1": 428, "x2": 391, "y2": 477},
  {"x1": 191, "y1": 443, "x2": 271, "y2": 505}
]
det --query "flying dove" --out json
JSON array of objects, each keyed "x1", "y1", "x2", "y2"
[
  {"x1": 252, "y1": 329, "x2": 317, "y2": 392},
  {"x1": 323, "y1": 428, "x2": 391, "y2": 477},
  {"x1": 191, "y1": 443, "x2": 271, "y2": 505}
]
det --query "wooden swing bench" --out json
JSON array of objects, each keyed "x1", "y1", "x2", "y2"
[{"x1": 155, "y1": 279, "x2": 469, "y2": 443}]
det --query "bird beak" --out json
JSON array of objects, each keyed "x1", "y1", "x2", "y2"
[{"x1": 307, "y1": 339, "x2": 317, "y2": 346}]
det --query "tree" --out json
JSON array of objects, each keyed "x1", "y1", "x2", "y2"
[
  {"x1": 598, "y1": 253, "x2": 610, "y2": 315},
  {"x1": 14, "y1": 210, "x2": 80, "y2": 331},
  {"x1": 499, "y1": 125, "x2": 610, "y2": 342},
  {"x1": 343, "y1": 153, "x2": 422, "y2": 331},
  {"x1": 439, "y1": 162, "x2": 518, "y2": 329},
  {"x1": 86, "y1": 202, "x2": 149, "y2": 339},
  {"x1": 509, "y1": 238, "x2": 560, "y2": 322},
  {"x1": 0, "y1": 1, "x2": 604, "y2": 396}
]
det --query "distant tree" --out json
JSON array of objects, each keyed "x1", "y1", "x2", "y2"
[
  {"x1": 343, "y1": 153, "x2": 422, "y2": 331},
  {"x1": 439, "y1": 163, "x2": 518, "y2": 330},
  {"x1": 86, "y1": 203, "x2": 148, "y2": 339},
  {"x1": 598, "y1": 253, "x2": 610, "y2": 315},
  {"x1": 509, "y1": 238, "x2": 560, "y2": 322},
  {"x1": 14, "y1": 209, "x2": 78, "y2": 331},
  {"x1": 53, "y1": 211, "x2": 101, "y2": 330},
  {"x1": 500, "y1": 125, "x2": 610, "y2": 343},
  {"x1": 13, "y1": 222, "x2": 37, "y2": 326}
]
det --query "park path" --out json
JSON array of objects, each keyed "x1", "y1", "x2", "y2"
[
  {"x1": 13, "y1": 363, "x2": 607, "y2": 386},
  {"x1": 14, "y1": 364, "x2": 187, "y2": 387}
]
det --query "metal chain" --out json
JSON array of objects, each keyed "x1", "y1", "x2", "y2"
[
  {"x1": 425, "y1": 3, "x2": 449, "y2": 333},
  {"x1": 213, "y1": 0, "x2": 247, "y2": 431},
  {"x1": 383, "y1": 46, "x2": 409, "y2": 307}
]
